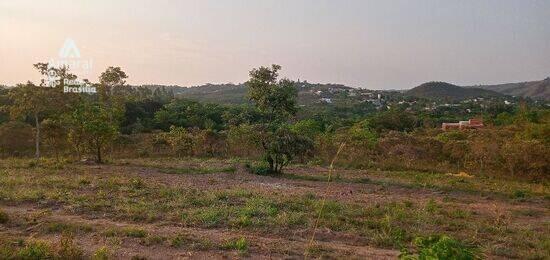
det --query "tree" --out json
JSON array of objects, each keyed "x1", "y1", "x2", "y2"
[
  {"x1": 6, "y1": 82, "x2": 57, "y2": 159},
  {"x1": 41, "y1": 119, "x2": 69, "y2": 160},
  {"x1": 247, "y1": 64, "x2": 297, "y2": 123},
  {"x1": 97, "y1": 67, "x2": 128, "y2": 125},
  {"x1": 99, "y1": 66, "x2": 128, "y2": 96},
  {"x1": 68, "y1": 102, "x2": 119, "y2": 163},
  {"x1": 262, "y1": 127, "x2": 314, "y2": 173},
  {"x1": 5, "y1": 63, "x2": 78, "y2": 159},
  {"x1": 246, "y1": 65, "x2": 311, "y2": 173}
]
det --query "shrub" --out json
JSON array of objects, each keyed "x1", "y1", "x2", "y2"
[
  {"x1": 56, "y1": 234, "x2": 84, "y2": 259},
  {"x1": 92, "y1": 246, "x2": 110, "y2": 260},
  {"x1": 17, "y1": 241, "x2": 55, "y2": 259},
  {"x1": 262, "y1": 127, "x2": 314, "y2": 174},
  {"x1": 160, "y1": 126, "x2": 194, "y2": 157},
  {"x1": 245, "y1": 162, "x2": 271, "y2": 175},
  {"x1": 400, "y1": 235, "x2": 480, "y2": 260}
]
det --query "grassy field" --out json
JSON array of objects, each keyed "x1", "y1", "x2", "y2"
[{"x1": 0, "y1": 158, "x2": 548, "y2": 259}]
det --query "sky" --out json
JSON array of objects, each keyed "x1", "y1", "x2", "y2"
[{"x1": 1, "y1": 0, "x2": 549, "y2": 89}]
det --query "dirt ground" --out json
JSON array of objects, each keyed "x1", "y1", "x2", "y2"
[{"x1": 0, "y1": 158, "x2": 548, "y2": 259}]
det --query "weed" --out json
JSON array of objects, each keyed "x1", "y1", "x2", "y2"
[
  {"x1": 425, "y1": 199, "x2": 440, "y2": 213},
  {"x1": 400, "y1": 235, "x2": 480, "y2": 260},
  {"x1": 222, "y1": 237, "x2": 248, "y2": 254},
  {"x1": 129, "y1": 178, "x2": 145, "y2": 189},
  {"x1": 245, "y1": 162, "x2": 271, "y2": 175},
  {"x1": 44, "y1": 222, "x2": 94, "y2": 234},
  {"x1": 17, "y1": 240, "x2": 54, "y2": 259},
  {"x1": 512, "y1": 190, "x2": 529, "y2": 200},
  {"x1": 123, "y1": 228, "x2": 148, "y2": 238},
  {"x1": 92, "y1": 246, "x2": 110, "y2": 260},
  {"x1": 56, "y1": 233, "x2": 84, "y2": 259},
  {"x1": 142, "y1": 235, "x2": 166, "y2": 246}
]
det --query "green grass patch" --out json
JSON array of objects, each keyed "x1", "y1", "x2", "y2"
[{"x1": 221, "y1": 237, "x2": 248, "y2": 254}]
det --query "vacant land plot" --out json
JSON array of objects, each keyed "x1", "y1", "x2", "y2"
[{"x1": 0, "y1": 158, "x2": 548, "y2": 259}]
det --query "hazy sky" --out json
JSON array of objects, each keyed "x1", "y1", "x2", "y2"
[{"x1": 1, "y1": 0, "x2": 549, "y2": 89}]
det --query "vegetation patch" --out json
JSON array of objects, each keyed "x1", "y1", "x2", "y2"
[
  {"x1": 399, "y1": 235, "x2": 480, "y2": 260},
  {"x1": 221, "y1": 237, "x2": 249, "y2": 254}
]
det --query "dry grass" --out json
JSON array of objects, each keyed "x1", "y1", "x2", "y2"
[{"x1": 0, "y1": 157, "x2": 548, "y2": 259}]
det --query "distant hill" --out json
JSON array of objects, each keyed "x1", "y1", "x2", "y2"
[
  {"x1": 407, "y1": 82, "x2": 502, "y2": 101},
  {"x1": 170, "y1": 82, "x2": 360, "y2": 105},
  {"x1": 176, "y1": 83, "x2": 249, "y2": 104},
  {"x1": 467, "y1": 78, "x2": 550, "y2": 100}
]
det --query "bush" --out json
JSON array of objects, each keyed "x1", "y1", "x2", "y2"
[
  {"x1": 160, "y1": 126, "x2": 194, "y2": 157},
  {"x1": 400, "y1": 235, "x2": 480, "y2": 260},
  {"x1": 56, "y1": 234, "x2": 84, "y2": 259},
  {"x1": 262, "y1": 127, "x2": 313, "y2": 173},
  {"x1": 245, "y1": 162, "x2": 271, "y2": 175}
]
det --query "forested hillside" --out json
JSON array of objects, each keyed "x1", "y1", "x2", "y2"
[{"x1": 407, "y1": 82, "x2": 502, "y2": 101}]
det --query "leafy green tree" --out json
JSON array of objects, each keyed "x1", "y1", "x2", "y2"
[
  {"x1": 99, "y1": 66, "x2": 128, "y2": 97},
  {"x1": 68, "y1": 102, "x2": 119, "y2": 163},
  {"x1": 246, "y1": 65, "x2": 313, "y2": 173},
  {"x1": 247, "y1": 64, "x2": 297, "y2": 123},
  {"x1": 5, "y1": 63, "x2": 80, "y2": 159},
  {"x1": 262, "y1": 127, "x2": 314, "y2": 173},
  {"x1": 6, "y1": 82, "x2": 58, "y2": 158}
]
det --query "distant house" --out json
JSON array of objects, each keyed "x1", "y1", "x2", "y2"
[
  {"x1": 442, "y1": 119, "x2": 483, "y2": 131},
  {"x1": 320, "y1": 98, "x2": 332, "y2": 103}
]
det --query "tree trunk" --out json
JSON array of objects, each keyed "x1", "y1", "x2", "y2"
[
  {"x1": 34, "y1": 113, "x2": 40, "y2": 159},
  {"x1": 96, "y1": 139, "x2": 102, "y2": 163},
  {"x1": 267, "y1": 156, "x2": 274, "y2": 173}
]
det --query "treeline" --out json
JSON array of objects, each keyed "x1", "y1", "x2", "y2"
[{"x1": 0, "y1": 64, "x2": 548, "y2": 179}]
